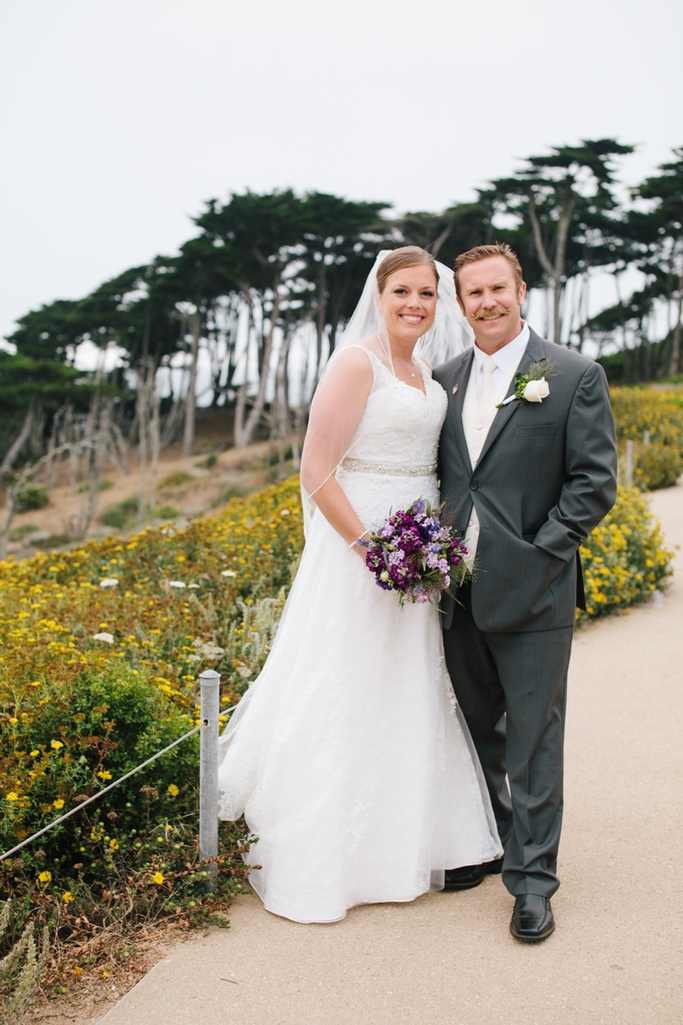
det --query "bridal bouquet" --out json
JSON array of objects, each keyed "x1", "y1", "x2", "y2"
[{"x1": 363, "y1": 499, "x2": 470, "y2": 607}]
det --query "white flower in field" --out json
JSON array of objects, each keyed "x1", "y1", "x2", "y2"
[
  {"x1": 192, "y1": 639, "x2": 226, "y2": 660},
  {"x1": 169, "y1": 581, "x2": 186, "y2": 589},
  {"x1": 99, "y1": 578, "x2": 119, "y2": 588},
  {"x1": 188, "y1": 583, "x2": 200, "y2": 589},
  {"x1": 187, "y1": 654, "x2": 201, "y2": 662},
  {"x1": 93, "y1": 632, "x2": 114, "y2": 643},
  {"x1": 280, "y1": 508, "x2": 291, "y2": 517},
  {"x1": 221, "y1": 570, "x2": 237, "y2": 578}
]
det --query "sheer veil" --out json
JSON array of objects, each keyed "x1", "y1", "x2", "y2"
[{"x1": 299, "y1": 250, "x2": 473, "y2": 533}]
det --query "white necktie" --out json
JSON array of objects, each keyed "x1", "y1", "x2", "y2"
[{"x1": 478, "y1": 355, "x2": 497, "y2": 417}]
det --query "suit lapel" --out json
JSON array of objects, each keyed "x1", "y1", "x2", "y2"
[
  {"x1": 447, "y1": 351, "x2": 475, "y2": 473},
  {"x1": 475, "y1": 330, "x2": 549, "y2": 468}
]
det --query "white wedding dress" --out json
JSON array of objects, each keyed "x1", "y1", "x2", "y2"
[{"x1": 218, "y1": 350, "x2": 502, "y2": 923}]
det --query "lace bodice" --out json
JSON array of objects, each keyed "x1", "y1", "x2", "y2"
[
  {"x1": 328, "y1": 351, "x2": 448, "y2": 532},
  {"x1": 345, "y1": 351, "x2": 448, "y2": 467}
]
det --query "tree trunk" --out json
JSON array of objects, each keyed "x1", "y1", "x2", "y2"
[
  {"x1": 182, "y1": 312, "x2": 200, "y2": 458},
  {"x1": 528, "y1": 193, "x2": 575, "y2": 344},
  {"x1": 137, "y1": 370, "x2": 148, "y2": 522},
  {"x1": 149, "y1": 384, "x2": 161, "y2": 515},
  {"x1": 234, "y1": 283, "x2": 281, "y2": 448},
  {"x1": 669, "y1": 261, "x2": 683, "y2": 377},
  {"x1": 0, "y1": 439, "x2": 76, "y2": 556},
  {"x1": 314, "y1": 261, "x2": 326, "y2": 384},
  {"x1": 0, "y1": 404, "x2": 34, "y2": 478},
  {"x1": 77, "y1": 400, "x2": 112, "y2": 537}
]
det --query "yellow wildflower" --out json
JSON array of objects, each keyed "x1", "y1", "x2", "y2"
[{"x1": 152, "y1": 871, "x2": 164, "y2": 884}]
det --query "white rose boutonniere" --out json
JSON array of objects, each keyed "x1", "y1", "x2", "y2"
[
  {"x1": 523, "y1": 378, "x2": 550, "y2": 403},
  {"x1": 497, "y1": 357, "x2": 558, "y2": 408}
]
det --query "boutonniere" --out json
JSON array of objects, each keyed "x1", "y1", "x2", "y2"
[{"x1": 497, "y1": 358, "x2": 558, "y2": 408}]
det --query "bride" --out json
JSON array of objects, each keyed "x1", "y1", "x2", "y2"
[{"x1": 218, "y1": 246, "x2": 502, "y2": 923}]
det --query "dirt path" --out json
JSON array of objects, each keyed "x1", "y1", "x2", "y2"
[{"x1": 96, "y1": 485, "x2": 683, "y2": 1025}]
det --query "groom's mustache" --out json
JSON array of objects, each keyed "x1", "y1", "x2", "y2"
[{"x1": 475, "y1": 309, "x2": 507, "y2": 320}]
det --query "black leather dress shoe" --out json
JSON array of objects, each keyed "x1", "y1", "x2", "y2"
[
  {"x1": 444, "y1": 857, "x2": 504, "y2": 891},
  {"x1": 510, "y1": 894, "x2": 555, "y2": 942}
]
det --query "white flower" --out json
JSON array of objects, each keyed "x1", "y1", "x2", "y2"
[
  {"x1": 523, "y1": 378, "x2": 550, "y2": 403},
  {"x1": 221, "y1": 570, "x2": 237, "y2": 578},
  {"x1": 93, "y1": 632, "x2": 114, "y2": 643},
  {"x1": 188, "y1": 583, "x2": 200, "y2": 589},
  {"x1": 99, "y1": 578, "x2": 119, "y2": 588},
  {"x1": 187, "y1": 654, "x2": 201, "y2": 662},
  {"x1": 280, "y1": 508, "x2": 290, "y2": 517},
  {"x1": 193, "y1": 639, "x2": 226, "y2": 660},
  {"x1": 169, "y1": 580, "x2": 186, "y2": 589}
]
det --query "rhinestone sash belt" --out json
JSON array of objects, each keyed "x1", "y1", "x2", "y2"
[{"x1": 340, "y1": 457, "x2": 437, "y2": 477}]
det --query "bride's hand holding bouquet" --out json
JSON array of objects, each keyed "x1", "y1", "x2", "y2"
[{"x1": 358, "y1": 499, "x2": 469, "y2": 607}]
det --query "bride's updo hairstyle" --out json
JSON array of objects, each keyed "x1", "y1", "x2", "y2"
[{"x1": 376, "y1": 246, "x2": 439, "y2": 294}]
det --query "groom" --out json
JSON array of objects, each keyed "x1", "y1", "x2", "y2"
[{"x1": 433, "y1": 244, "x2": 617, "y2": 942}]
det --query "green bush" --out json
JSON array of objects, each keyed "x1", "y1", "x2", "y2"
[
  {"x1": 155, "y1": 504, "x2": 179, "y2": 520},
  {"x1": 100, "y1": 496, "x2": 138, "y2": 529},
  {"x1": 8, "y1": 524, "x2": 40, "y2": 541},
  {"x1": 635, "y1": 443, "x2": 683, "y2": 490},
  {"x1": 78, "y1": 478, "x2": 114, "y2": 493},
  {"x1": 16, "y1": 486, "x2": 50, "y2": 512},
  {"x1": 159, "y1": 472, "x2": 195, "y2": 489},
  {"x1": 214, "y1": 482, "x2": 250, "y2": 507},
  {"x1": 195, "y1": 454, "x2": 217, "y2": 469}
]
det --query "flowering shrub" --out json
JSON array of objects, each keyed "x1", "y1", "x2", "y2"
[
  {"x1": 633, "y1": 443, "x2": 683, "y2": 491},
  {"x1": 0, "y1": 477, "x2": 303, "y2": 977},
  {"x1": 611, "y1": 387, "x2": 683, "y2": 451},
  {"x1": 578, "y1": 487, "x2": 672, "y2": 620}
]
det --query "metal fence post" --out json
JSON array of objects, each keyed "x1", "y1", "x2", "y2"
[
  {"x1": 625, "y1": 439, "x2": 634, "y2": 488},
  {"x1": 199, "y1": 669, "x2": 220, "y2": 891}
]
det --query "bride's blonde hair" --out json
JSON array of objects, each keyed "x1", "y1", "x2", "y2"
[{"x1": 376, "y1": 246, "x2": 438, "y2": 294}]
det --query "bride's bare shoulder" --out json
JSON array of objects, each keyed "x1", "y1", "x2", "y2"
[{"x1": 317, "y1": 345, "x2": 374, "y2": 398}]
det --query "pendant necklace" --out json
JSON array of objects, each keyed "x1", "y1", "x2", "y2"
[{"x1": 393, "y1": 354, "x2": 416, "y2": 378}]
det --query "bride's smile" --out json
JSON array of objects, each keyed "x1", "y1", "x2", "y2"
[{"x1": 379, "y1": 264, "x2": 438, "y2": 351}]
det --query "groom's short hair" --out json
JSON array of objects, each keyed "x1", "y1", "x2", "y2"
[{"x1": 453, "y1": 244, "x2": 523, "y2": 298}]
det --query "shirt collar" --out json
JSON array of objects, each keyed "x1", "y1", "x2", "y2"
[{"x1": 473, "y1": 322, "x2": 530, "y2": 374}]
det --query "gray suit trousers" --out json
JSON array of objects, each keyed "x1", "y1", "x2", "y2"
[{"x1": 442, "y1": 584, "x2": 573, "y2": 898}]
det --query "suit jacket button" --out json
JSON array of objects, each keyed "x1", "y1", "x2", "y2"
[{"x1": 469, "y1": 482, "x2": 478, "y2": 491}]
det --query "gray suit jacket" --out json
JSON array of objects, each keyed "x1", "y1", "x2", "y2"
[{"x1": 433, "y1": 328, "x2": 618, "y2": 633}]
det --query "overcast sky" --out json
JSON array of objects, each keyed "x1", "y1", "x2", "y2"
[{"x1": 1, "y1": 0, "x2": 681, "y2": 344}]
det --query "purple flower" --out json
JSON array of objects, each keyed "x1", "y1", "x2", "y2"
[{"x1": 363, "y1": 498, "x2": 469, "y2": 606}]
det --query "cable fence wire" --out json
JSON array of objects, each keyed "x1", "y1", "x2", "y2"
[{"x1": 1, "y1": 673, "x2": 234, "y2": 865}]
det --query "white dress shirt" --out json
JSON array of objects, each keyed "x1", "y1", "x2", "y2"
[
  {"x1": 472, "y1": 322, "x2": 530, "y2": 399},
  {"x1": 462, "y1": 322, "x2": 530, "y2": 568}
]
